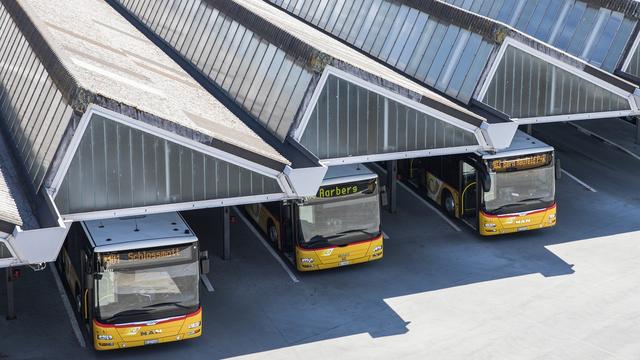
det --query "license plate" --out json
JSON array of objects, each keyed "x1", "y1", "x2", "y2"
[
  {"x1": 339, "y1": 260, "x2": 349, "y2": 266},
  {"x1": 144, "y1": 339, "x2": 159, "y2": 345},
  {"x1": 517, "y1": 227, "x2": 529, "y2": 232}
]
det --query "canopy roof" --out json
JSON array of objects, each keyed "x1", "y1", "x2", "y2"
[
  {"x1": 1, "y1": 0, "x2": 289, "y2": 187},
  {"x1": 113, "y1": 0, "x2": 518, "y2": 164},
  {"x1": 443, "y1": 0, "x2": 640, "y2": 83},
  {"x1": 267, "y1": 0, "x2": 640, "y2": 124},
  {"x1": 0, "y1": 0, "x2": 302, "y2": 220}
]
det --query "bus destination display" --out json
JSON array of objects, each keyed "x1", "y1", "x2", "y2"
[{"x1": 489, "y1": 152, "x2": 551, "y2": 172}]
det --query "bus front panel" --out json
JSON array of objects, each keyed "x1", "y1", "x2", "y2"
[
  {"x1": 295, "y1": 178, "x2": 383, "y2": 271},
  {"x1": 295, "y1": 234, "x2": 383, "y2": 271},
  {"x1": 480, "y1": 152, "x2": 557, "y2": 235},
  {"x1": 92, "y1": 243, "x2": 202, "y2": 350},
  {"x1": 479, "y1": 203, "x2": 556, "y2": 235},
  {"x1": 93, "y1": 308, "x2": 202, "y2": 350}
]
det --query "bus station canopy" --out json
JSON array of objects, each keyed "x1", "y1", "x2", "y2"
[
  {"x1": 443, "y1": 0, "x2": 640, "y2": 85},
  {"x1": 0, "y1": 0, "x2": 310, "y2": 221},
  {"x1": 113, "y1": 0, "x2": 519, "y2": 166},
  {"x1": 266, "y1": 0, "x2": 640, "y2": 124}
]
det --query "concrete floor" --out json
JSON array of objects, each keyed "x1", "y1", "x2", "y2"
[{"x1": 1, "y1": 123, "x2": 640, "y2": 359}]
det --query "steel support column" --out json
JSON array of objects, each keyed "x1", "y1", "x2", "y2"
[
  {"x1": 222, "y1": 207, "x2": 230, "y2": 260},
  {"x1": 386, "y1": 160, "x2": 397, "y2": 213},
  {"x1": 5, "y1": 267, "x2": 15, "y2": 320}
]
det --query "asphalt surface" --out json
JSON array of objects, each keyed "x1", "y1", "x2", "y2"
[{"x1": 1, "y1": 123, "x2": 640, "y2": 359}]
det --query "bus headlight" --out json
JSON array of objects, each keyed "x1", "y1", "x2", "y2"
[
  {"x1": 548, "y1": 214, "x2": 556, "y2": 220},
  {"x1": 484, "y1": 223, "x2": 496, "y2": 228},
  {"x1": 373, "y1": 246, "x2": 382, "y2": 252},
  {"x1": 97, "y1": 335, "x2": 113, "y2": 340},
  {"x1": 188, "y1": 321, "x2": 201, "y2": 329},
  {"x1": 301, "y1": 258, "x2": 314, "y2": 263}
]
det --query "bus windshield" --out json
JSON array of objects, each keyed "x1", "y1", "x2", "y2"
[
  {"x1": 483, "y1": 164, "x2": 555, "y2": 214},
  {"x1": 298, "y1": 194, "x2": 381, "y2": 248},
  {"x1": 95, "y1": 243, "x2": 199, "y2": 324}
]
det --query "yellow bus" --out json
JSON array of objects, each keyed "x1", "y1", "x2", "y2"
[
  {"x1": 57, "y1": 212, "x2": 209, "y2": 350},
  {"x1": 400, "y1": 131, "x2": 556, "y2": 235},
  {"x1": 246, "y1": 164, "x2": 383, "y2": 271}
]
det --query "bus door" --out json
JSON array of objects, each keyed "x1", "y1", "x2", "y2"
[
  {"x1": 80, "y1": 250, "x2": 93, "y2": 335},
  {"x1": 460, "y1": 160, "x2": 478, "y2": 228},
  {"x1": 280, "y1": 202, "x2": 295, "y2": 261}
]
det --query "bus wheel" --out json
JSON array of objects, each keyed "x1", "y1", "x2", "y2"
[
  {"x1": 442, "y1": 191, "x2": 455, "y2": 217},
  {"x1": 75, "y1": 288, "x2": 82, "y2": 312},
  {"x1": 268, "y1": 222, "x2": 278, "y2": 246}
]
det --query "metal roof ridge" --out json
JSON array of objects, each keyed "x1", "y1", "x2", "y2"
[
  {"x1": 235, "y1": 0, "x2": 489, "y2": 127},
  {"x1": 3, "y1": 0, "x2": 291, "y2": 169}
]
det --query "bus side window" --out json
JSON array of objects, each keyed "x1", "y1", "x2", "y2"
[
  {"x1": 424, "y1": 156, "x2": 441, "y2": 178},
  {"x1": 461, "y1": 161, "x2": 476, "y2": 186},
  {"x1": 281, "y1": 204, "x2": 294, "y2": 253},
  {"x1": 67, "y1": 224, "x2": 83, "y2": 280},
  {"x1": 442, "y1": 156, "x2": 459, "y2": 190}
]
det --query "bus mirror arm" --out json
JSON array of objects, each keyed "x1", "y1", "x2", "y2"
[{"x1": 199, "y1": 250, "x2": 210, "y2": 275}]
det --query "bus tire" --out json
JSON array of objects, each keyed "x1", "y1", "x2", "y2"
[
  {"x1": 441, "y1": 190, "x2": 455, "y2": 217},
  {"x1": 267, "y1": 221, "x2": 278, "y2": 247},
  {"x1": 75, "y1": 287, "x2": 82, "y2": 312}
]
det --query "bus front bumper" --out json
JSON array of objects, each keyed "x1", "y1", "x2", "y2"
[
  {"x1": 93, "y1": 307, "x2": 202, "y2": 350},
  {"x1": 295, "y1": 235, "x2": 384, "y2": 271},
  {"x1": 479, "y1": 203, "x2": 557, "y2": 236}
]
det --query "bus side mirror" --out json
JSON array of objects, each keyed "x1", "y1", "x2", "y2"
[
  {"x1": 480, "y1": 171, "x2": 491, "y2": 193},
  {"x1": 85, "y1": 274, "x2": 94, "y2": 289},
  {"x1": 199, "y1": 250, "x2": 210, "y2": 275}
]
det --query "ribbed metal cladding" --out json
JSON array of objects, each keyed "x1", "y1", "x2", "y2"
[
  {"x1": 267, "y1": 0, "x2": 495, "y2": 104},
  {"x1": 444, "y1": 0, "x2": 637, "y2": 72},
  {"x1": 300, "y1": 75, "x2": 478, "y2": 160},
  {"x1": 0, "y1": 3, "x2": 74, "y2": 191},
  {"x1": 54, "y1": 114, "x2": 283, "y2": 215},
  {"x1": 624, "y1": 43, "x2": 640, "y2": 78},
  {"x1": 116, "y1": 0, "x2": 314, "y2": 140},
  {"x1": 482, "y1": 45, "x2": 631, "y2": 118},
  {"x1": 0, "y1": 242, "x2": 11, "y2": 258}
]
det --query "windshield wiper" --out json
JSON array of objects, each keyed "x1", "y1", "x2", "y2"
[
  {"x1": 489, "y1": 203, "x2": 523, "y2": 213},
  {"x1": 335, "y1": 228, "x2": 376, "y2": 237},
  {"x1": 305, "y1": 235, "x2": 335, "y2": 246},
  {"x1": 144, "y1": 301, "x2": 191, "y2": 309},
  {"x1": 102, "y1": 309, "x2": 152, "y2": 322},
  {"x1": 518, "y1": 196, "x2": 544, "y2": 203}
]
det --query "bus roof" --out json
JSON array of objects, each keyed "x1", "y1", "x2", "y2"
[
  {"x1": 322, "y1": 164, "x2": 377, "y2": 187},
  {"x1": 83, "y1": 212, "x2": 197, "y2": 253},
  {"x1": 479, "y1": 131, "x2": 554, "y2": 160}
]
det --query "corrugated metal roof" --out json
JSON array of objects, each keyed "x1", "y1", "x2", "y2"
[
  {"x1": 235, "y1": 0, "x2": 487, "y2": 126},
  {"x1": 2, "y1": 0, "x2": 289, "y2": 169},
  {"x1": 112, "y1": 0, "x2": 492, "y2": 147},
  {"x1": 267, "y1": 0, "x2": 639, "y2": 122},
  {"x1": 443, "y1": 0, "x2": 638, "y2": 72},
  {"x1": 269, "y1": 0, "x2": 500, "y2": 104},
  {"x1": 0, "y1": 131, "x2": 37, "y2": 231}
]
